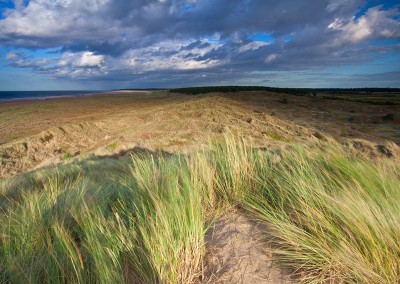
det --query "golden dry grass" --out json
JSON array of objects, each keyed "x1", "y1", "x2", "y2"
[{"x1": 0, "y1": 90, "x2": 399, "y2": 178}]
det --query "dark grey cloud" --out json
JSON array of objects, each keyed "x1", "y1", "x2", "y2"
[
  {"x1": 5, "y1": 50, "x2": 53, "y2": 68},
  {"x1": 0, "y1": 0, "x2": 399, "y2": 87},
  {"x1": 0, "y1": 0, "x2": 377, "y2": 49}
]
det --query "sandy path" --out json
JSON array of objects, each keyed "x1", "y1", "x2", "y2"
[{"x1": 202, "y1": 212, "x2": 291, "y2": 283}]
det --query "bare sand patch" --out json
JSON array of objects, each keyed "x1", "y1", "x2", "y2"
[{"x1": 202, "y1": 211, "x2": 291, "y2": 283}]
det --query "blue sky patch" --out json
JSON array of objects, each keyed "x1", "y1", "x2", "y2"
[{"x1": 248, "y1": 32, "x2": 274, "y2": 43}]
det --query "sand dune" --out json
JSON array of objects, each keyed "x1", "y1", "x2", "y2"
[
  {"x1": 1, "y1": 90, "x2": 399, "y2": 179},
  {"x1": 1, "y1": 90, "x2": 400, "y2": 283}
]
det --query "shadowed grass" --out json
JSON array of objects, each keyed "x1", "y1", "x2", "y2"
[
  {"x1": 0, "y1": 154, "x2": 209, "y2": 283},
  {"x1": 1, "y1": 136, "x2": 399, "y2": 283}
]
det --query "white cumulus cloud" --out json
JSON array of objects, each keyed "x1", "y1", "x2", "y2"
[
  {"x1": 328, "y1": 6, "x2": 400, "y2": 44},
  {"x1": 77, "y1": 51, "x2": 104, "y2": 67}
]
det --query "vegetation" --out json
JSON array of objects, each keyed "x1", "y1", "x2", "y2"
[
  {"x1": 107, "y1": 142, "x2": 118, "y2": 150},
  {"x1": 170, "y1": 86, "x2": 400, "y2": 97},
  {"x1": 245, "y1": 145, "x2": 400, "y2": 283},
  {"x1": 279, "y1": 96, "x2": 288, "y2": 104},
  {"x1": 1, "y1": 137, "x2": 399, "y2": 283},
  {"x1": 170, "y1": 86, "x2": 274, "y2": 94},
  {"x1": 63, "y1": 151, "x2": 74, "y2": 159},
  {"x1": 382, "y1": 113, "x2": 395, "y2": 121},
  {"x1": 321, "y1": 95, "x2": 400, "y2": 105},
  {"x1": 170, "y1": 86, "x2": 400, "y2": 105}
]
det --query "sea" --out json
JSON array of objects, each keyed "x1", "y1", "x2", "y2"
[{"x1": 0, "y1": 90, "x2": 108, "y2": 102}]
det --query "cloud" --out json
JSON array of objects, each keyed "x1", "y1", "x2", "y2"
[
  {"x1": 6, "y1": 50, "x2": 108, "y2": 78},
  {"x1": 59, "y1": 51, "x2": 104, "y2": 67},
  {"x1": 0, "y1": 0, "x2": 362, "y2": 48},
  {"x1": 265, "y1": 54, "x2": 279, "y2": 63},
  {"x1": 238, "y1": 41, "x2": 270, "y2": 53},
  {"x1": 0, "y1": 0, "x2": 399, "y2": 87},
  {"x1": 328, "y1": 6, "x2": 400, "y2": 44},
  {"x1": 77, "y1": 52, "x2": 104, "y2": 67},
  {"x1": 5, "y1": 50, "x2": 53, "y2": 68}
]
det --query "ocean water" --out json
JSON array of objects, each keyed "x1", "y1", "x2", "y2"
[{"x1": 0, "y1": 91, "x2": 107, "y2": 102}]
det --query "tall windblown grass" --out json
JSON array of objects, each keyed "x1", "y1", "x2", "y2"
[
  {"x1": 0, "y1": 154, "x2": 209, "y2": 283},
  {"x1": 0, "y1": 136, "x2": 399, "y2": 283},
  {"x1": 244, "y1": 145, "x2": 400, "y2": 283}
]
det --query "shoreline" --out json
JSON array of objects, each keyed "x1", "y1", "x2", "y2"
[
  {"x1": 0, "y1": 90, "x2": 152, "y2": 107},
  {"x1": 0, "y1": 91, "x2": 105, "y2": 104}
]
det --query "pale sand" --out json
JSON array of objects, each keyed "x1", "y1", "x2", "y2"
[{"x1": 202, "y1": 211, "x2": 291, "y2": 283}]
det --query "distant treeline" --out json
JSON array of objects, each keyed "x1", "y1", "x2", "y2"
[
  {"x1": 117, "y1": 88, "x2": 164, "y2": 91},
  {"x1": 169, "y1": 86, "x2": 400, "y2": 95}
]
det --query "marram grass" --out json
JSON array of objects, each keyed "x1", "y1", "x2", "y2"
[
  {"x1": 244, "y1": 145, "x2": 400, "y2": 283},
  {"x1": 0, "y1": 136, "x2": 399, "y2": 283}
]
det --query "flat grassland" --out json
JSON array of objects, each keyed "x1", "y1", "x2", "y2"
[
  {"x1": 0, "y1": 90, "x2": 399, "y2": 283},
  {"x1": 320, "y1": 93, "x2": 400, "y2": 105}
]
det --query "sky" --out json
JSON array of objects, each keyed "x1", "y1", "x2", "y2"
[{"x1": 0, "y1": 0, "x2": 399, "y2": 90}]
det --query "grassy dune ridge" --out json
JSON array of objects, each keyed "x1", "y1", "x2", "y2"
[{"x1": 0, "y1": 136, "x2": 399, "y2": 283}]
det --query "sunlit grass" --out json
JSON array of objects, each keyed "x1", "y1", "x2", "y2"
[
  {"x1": 245, "y1": 145, "x2": 400, "y2": 283},
  {"x1": 1, "y1": 136, "x2": 399, "y2": 283}
]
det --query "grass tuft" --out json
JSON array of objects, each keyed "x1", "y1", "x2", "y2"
[{"x1": 0, "y1": 136, "x2": 399, "y2": 283}]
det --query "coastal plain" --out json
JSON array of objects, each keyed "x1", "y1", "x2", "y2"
[{"x1": 0, "y1": 90, "x2": 399, "y2": 178}]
